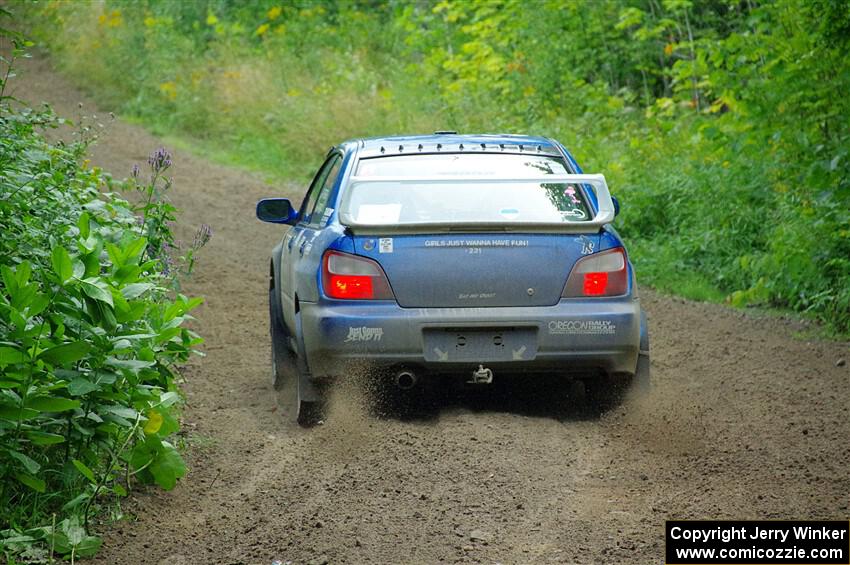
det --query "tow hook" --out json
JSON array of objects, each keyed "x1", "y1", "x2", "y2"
[{"x1": 468, "y1": 364, "x2": 494, "y2": 384}]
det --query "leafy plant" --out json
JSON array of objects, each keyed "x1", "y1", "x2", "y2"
[{"x1": 0, "y1": 20, "x2": 208, "y2": 560}]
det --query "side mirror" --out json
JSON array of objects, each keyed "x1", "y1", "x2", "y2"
[
  {"x1": 256, "y1": 198, "x2": 297, "y2": 224},
  {"x1": 611, "y1": 195, "x2": 620, "y2": 217}
]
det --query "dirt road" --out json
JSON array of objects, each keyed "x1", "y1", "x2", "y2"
[{"x1": 12, "y1": 57, "x2": 850, "y2": 565}]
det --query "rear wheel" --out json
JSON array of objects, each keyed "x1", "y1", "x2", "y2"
[
  {"x1": 294, "y1": 389, "x2": 323, "y2": 427},
  {"x1": 584, "y1": 354, "x2": 650, "y2": 410},
  {"x1": 276, "y1": 371, "x2": 324, "y2": 426}
]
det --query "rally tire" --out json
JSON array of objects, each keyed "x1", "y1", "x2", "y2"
[{"x1": 296, "y1": 399, "x2": 323, "y2": 427}]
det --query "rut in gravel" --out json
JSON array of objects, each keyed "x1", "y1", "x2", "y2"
[{"x1": 12, "y1": 56, "x2": 850, "y2": 565}]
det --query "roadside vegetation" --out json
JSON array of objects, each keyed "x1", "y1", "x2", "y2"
[
  {"x1": 20, "y1": 0, "x2": 850, "y2": 334},
  {"x1": 0, "y1": 18, "x2": 209, "y2": 561}
]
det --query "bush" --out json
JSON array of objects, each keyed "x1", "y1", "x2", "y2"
[{"x1": 0, "y1": 25, "x2": 207, "y2": 561}]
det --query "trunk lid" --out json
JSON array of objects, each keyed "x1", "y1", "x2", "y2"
[{"x1": 353, "y1": 233, "x2": 599, "y2": 308}]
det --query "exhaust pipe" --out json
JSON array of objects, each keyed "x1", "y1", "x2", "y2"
[{"x1": 394, "y1": 369, "x2": 417, "y2": 390}]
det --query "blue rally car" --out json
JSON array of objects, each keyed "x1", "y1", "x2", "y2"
[{"x1": 257, "y1": 133, "x2": 649, "y2": 425}]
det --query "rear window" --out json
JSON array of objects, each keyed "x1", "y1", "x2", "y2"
[{"x1": 344, "y1": 154, "x2": 591, "y2": 225}]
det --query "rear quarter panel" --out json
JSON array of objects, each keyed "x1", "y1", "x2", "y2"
[{"x1": 293, "y1": 225, "x2": 352, "y2": 304}]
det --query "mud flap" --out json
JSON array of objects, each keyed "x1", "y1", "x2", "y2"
[
  {"x1": 270, "y1": 288, "x2": 296, "y2": 390},
  {"x1": 633, "y1": 310, "x2": 651, "y2": 393},
  {"x1": 632, "y1": 353, "x2": 651, "y2": 393},
  {"x1": 639, "y1": 310, "x2": 649, "y2": 353},
  {"x1": 294, "y1": 312, "x2": 323, "y2": 426}
]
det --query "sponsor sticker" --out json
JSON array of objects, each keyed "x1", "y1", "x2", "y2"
[
  {"x1": 548, "y1": 320, "x2": 616, "y2": 335},
  {"x1": 379, "y1": 238, "x2": 393, "y2": 253},
  {"x1": 344, "y1": 326, "x2": 384, "y2": 343},
  {"x1": 560, "y1": 208, "x2": 587, "y2": 219},
  {"x1": 424, "y1": 239, "x2": 529, "y2": 248}
]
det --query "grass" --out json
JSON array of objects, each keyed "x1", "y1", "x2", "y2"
[
  {"x1": 122, "y1": 116, "x2": 296, "y2": 185},
  {"x1": 643, "y1": 272, "x2": 727, "y2": 304}
]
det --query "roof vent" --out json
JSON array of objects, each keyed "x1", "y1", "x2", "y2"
[
  {"x1": 436, "y1": 143, "x2": 442, "y2": 151},
  {"x1": 459, "y1": 143, "x2": 465, "y2": 151},
  {"x1": 418, "y1": 144, "x2": 424, "y2": 151},
  {"x1": 500, "y1": 143, "x2": 505, "y2": 150},
  {"x1": 380, "y1": 146, "x2": 385, "y2": 154},
  {"x1": 518, "y1": 144, "x2": 524, "y2": 151},
  {"x1": 480, "y1": 143, "x2": 486, "y2": 150},
  {"x1": 434, "y1": 130, "x2": 457, "y2": 135},
  {"x1": 398, "y1": 145, "x2": 404, "y2": 152},
  {"x1": 537, "y1": 145, "x2": 542, "y2": 152}
]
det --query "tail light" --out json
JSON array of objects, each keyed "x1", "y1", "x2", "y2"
[
  {"x1": 322, "y1": 250, "x2": 394, "y2": 300},
  {"x1": 562, "y1": 247, "x2": 629, "y2": 298}
]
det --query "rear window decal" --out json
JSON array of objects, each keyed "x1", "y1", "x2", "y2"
[
  {"x1": 356, "y1": 203, "x2": 401, "y2": 224},
  {"x1": 424, "y1": 239, "x2": 529, "y2": 248}
]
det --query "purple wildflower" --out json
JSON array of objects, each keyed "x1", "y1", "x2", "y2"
[
  {"x1": 131, "y1": 163, "x2": 140, "y2": 178},
  {"x1": 148, "y1": 147, "x2": 173, "y2": 173},
  {"x1": 161, "y1": 256, "x2": 173, "y2": 277},
  {"x1": 192, "y1": 223, "x2": 213, "y2": 250},
  {"x1": 160, "y1": 242, "x2": 174, "y2": 276}
]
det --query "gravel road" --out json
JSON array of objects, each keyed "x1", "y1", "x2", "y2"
[{"x1": 12, "y1": 56, "x2": 850, "y2": 565}]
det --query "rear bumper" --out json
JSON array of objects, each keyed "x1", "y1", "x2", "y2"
[{"x1": 299, "y1": 297, "x2": 642, "y2": 379}]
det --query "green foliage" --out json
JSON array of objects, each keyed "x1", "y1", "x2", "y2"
[
  {"x1": 21, "y1": 0, "x2": 850, "y2": 332},
  {"x1": 0, "y1": 24, "x2": 208, "y2": 560}
]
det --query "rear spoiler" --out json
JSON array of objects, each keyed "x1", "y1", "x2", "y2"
[{"x1": 339, "y1": 174, "x2": 615, "y2": 234}]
